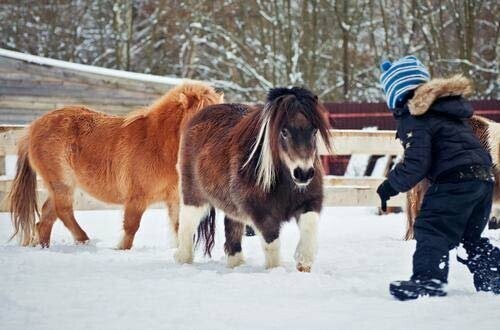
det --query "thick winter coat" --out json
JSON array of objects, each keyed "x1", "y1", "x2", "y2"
[{"x1": 388, "y1": 75, "x2": 492, "y2": 192}]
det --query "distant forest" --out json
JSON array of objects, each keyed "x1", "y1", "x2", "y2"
[{"x1": 1, "y1": 0, "x2": 498, "y2": 101}]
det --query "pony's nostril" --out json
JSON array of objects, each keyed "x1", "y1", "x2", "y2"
[
  {"x1": 306, "y1": 168, "x2": 315, "y2": 180},
  {"x1": 293, "y1": 167, "x2": 302, "y2": 181},
  {"x1": 293, "y1": 167, "x2": 313, "y2": 183}
]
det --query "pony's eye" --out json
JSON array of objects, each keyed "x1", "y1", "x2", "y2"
[{"x1": 281, "y1": 128, "x2": 289, "y2": 139}]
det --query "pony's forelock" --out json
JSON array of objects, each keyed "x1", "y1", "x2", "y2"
[{"x1": 270, "y1": 89, "x2": 332, "y2": 154}]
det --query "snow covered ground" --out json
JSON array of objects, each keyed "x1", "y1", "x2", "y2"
[{"x1": 0, "y1": 207, "x2": 498, "y2": 330}]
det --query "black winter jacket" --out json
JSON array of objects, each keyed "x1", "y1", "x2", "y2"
[{"x1": 387, "y1": 76, "x2": 492, "y2": 192}]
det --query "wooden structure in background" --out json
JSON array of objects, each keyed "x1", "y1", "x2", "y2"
[{"x1": 0, "y1": 48, "x2": 192, "y2": 124}]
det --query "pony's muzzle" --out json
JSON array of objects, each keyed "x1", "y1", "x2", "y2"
[{"x1": 293, "y1": 167, "x2": 315, "y2": 184}]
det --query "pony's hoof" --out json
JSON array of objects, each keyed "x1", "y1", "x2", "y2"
[
  {"x1": 75, "y1": 239, "x2": 90, "y2": 246},
  {"x1": 227, "y1": 252, "x2": 245, "y2": 268},
  {"x1": 117, "y1": 234, "x2": 133, "y2": 250},
  {"x1": 174, "y1": 249, "x2": 193, "y2": 264},
  {"x1": 39, "y1": 241, "x2": 50, "y2": 248},
  {"x1": 296, "y1": 263, "x2": 311, "y2": 273},
  {"x1": 28, "y1": 237, "x2": 40, "y2": 247},
  {"x1": 117, "y1": 242, "x2": 132, "y2": 250}
]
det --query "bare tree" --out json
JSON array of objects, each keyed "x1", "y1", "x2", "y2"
[{"x1": 0, "y1": 0, "x2": 498, "y2": 101}]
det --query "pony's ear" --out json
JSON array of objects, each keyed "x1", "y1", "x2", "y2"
[
  {"x1": 178, "y1": 92, "x2": 189, "y2": 108},
  {"x1": 218, "y1": 92, "x2": 224, "y2": 103}
]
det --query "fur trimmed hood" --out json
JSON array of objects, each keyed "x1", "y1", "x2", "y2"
[{"x1": 408, "y1": 75, "x2": 473, "y2": 116}]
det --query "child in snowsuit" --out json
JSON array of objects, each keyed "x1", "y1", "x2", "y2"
[{"x1": 377, "y1": 55, "x2": 500, "y2": 300}]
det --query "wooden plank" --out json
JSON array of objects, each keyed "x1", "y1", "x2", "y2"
[
  {"x1": 0, "y1": 110, "x2": 55, "y2": 126},
  {"x1": 0, "y1": 124, "x2": 25, "y2": 133},
  {"x1": 0, "y1": 84, "x2": 160, "y2": 101},
  {"x1": 319, "y1": 129, "x2": 403, "y2": 156},
  {"x1": 0, "y1": 128, "x2": 25, "y2": 157},
  {"x1": 0, "y1": 55, "x2": 174, "y2": 95},
  {"x1": 0, "y1": 98, "x2": 148, "y2": 109},
  {"x1": 324, "y1": 175, "x2": 384, "y2": 188},
  {"x1": 324, "y1": 185, "x2": 406, "y2": 207},
  {"x1": 0, "y1": 107, "x2": 141, "y2": 123},
  {"x1": 0, "y1": 125, "x2": 22, "y2": 174}
]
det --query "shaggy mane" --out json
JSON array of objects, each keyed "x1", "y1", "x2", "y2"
[{"x1": 122, "y1": 81, "x2": 221, "y2": 127}]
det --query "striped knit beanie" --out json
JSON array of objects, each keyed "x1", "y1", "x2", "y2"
[{"x1": 379, "y1": 55, "x2": 430, "y2": 109}]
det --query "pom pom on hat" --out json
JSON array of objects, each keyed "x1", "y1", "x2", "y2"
[{"x1": 380, "y1": 60, "x2": 392, "y2": 72}]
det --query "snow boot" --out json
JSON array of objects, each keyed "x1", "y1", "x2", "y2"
[
  {"x1": 459, "y1": 238, "x2": 500, "y2": 294},
  {"x1": 390, "y1": 276, "x2": 447, "y2": 301},
  {"x1": 489, "y1": 217, "x2": 500, "y2": 230}
]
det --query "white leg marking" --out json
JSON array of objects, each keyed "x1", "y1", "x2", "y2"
[
  {"x1": 174, "y1": 204, "x2": 208, "y2": 264},
  {"x1": 169, "y1": 231, "x2": 179, "y2": 249},
  {"x1": 294, "y1": 211, "x2": 319, "y2": 272},
  {"x1": 116, "y1": 234, "x2": 129, "y2": 249},
  {"x1": 227, "y1": 252, "x2": 245, "y2": 268},
  {"x1": 261, "y1": 237, "x2": 281, "y2": 269},
  {"x1": 167, "y1": 209, "x2": 179, "y2": 249}
]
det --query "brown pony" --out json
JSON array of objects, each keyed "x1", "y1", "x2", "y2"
[
  {"x1": 9, "y1": 82, "x2": 223, "y2": 248},
  {"x1": 174, "y1": 87, "x2": 331, "y2": 272}
]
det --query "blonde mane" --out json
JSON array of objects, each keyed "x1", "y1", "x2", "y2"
[{"x1": 242, "y1": 107, "x2": 275, "y2": 192}]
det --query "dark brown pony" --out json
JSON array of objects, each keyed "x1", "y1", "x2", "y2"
[
  {"x1": 174, "y1": 87, "x2": 331, "y2": 272},
  {"x1": 9, "y1": 82, "x2": 223, "y2": 248},
  {"x1": 405, "y1": 115, "x2": 500, "y2": 239}
]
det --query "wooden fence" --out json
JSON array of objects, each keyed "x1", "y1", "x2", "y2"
[{"x1": 0, "y1": 125, "x2": 407, "y2": 211}]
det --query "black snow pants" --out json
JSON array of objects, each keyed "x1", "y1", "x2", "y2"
[{"x1": 412, "y1": 180, "x2": 494, "y2": 282}]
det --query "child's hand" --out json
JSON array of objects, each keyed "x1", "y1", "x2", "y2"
[{"x1": 376, "y1": 180, "x2": 399, "y2": 212}]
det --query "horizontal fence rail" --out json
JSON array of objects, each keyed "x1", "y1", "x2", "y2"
[{"x1": 319, "y1": 129, "x2": 402, "y2": 156}]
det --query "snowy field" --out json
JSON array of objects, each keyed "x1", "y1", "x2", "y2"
[{"x1": 0, "y1": 207, "x2": 498, "y2": 330}]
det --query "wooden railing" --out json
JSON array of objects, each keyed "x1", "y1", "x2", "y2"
[{"x1": 0, "y1": 124, "x2": 408, "y2": 211}]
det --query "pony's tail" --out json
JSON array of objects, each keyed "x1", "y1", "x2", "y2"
[
  {"x1": 195, "y1": 207, "x2": 216, "y2": 257},
  {"x1": 8, "y1": 136, "x2": 39, "y2": 246},
  {"x1": 404, "y1": 179, "x2": 430, "y2": 240}
]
